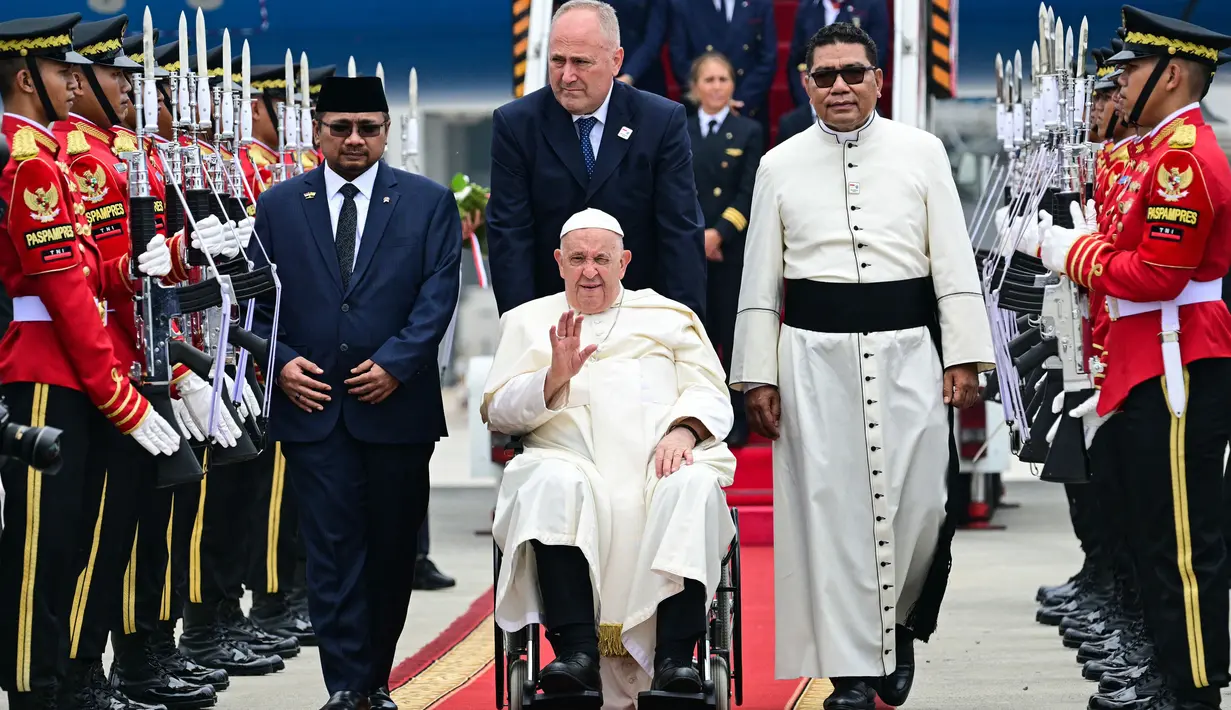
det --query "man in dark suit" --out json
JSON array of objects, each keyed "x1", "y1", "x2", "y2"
[
  {"x1": 251, "y1": 76, "x2": 461, "y2": 710},
  {"x1": 489, "y1": 0, "x2": 707, "y2": 318},
  {"x1": 668, "y1": 0, "x2": 778, "y2": 132},
  {"x1": 611, "y1": 0, "x2": 671, "y2": 97},
  {"x1": 777, "y1": 67, "x2": 817, "y2": 143},
  {"x1": 787, "y1": 0, "x2": 889, "y2": 108}
]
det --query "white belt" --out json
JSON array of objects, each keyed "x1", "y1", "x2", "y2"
[
  {"x1": 13, "y1": 295, "x2": 108, "y2": 327},
  {"x1": 1106, "y1": 279, "x2": 1223, "y2": 417}
]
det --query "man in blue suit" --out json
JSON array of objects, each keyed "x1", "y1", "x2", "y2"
[
  {"x1": 668, "y1": 0, "x2": 778, "y2": 131},
  {"x1": 787, "y1": 0, "x2": 889, "y2": 108},
  {"x1": 251, "y1": 75, "x2": 461, "y2": 710},
  {"x1": 610, "y1": 0, "x2": 671, "y2": 97},
  {"x1": 488, "y1": 0, "x2": 707, "y2": 319}
]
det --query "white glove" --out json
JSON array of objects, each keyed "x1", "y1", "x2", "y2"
[
  {"x1": 136, "y1": 233, "x2": 172, "y2": 277},
  {"x1": 217, "y1": 220, "x2": 241, "y2": 259},
  {"x1": 1045, "y1": 390, "x2": 1065, "y2": 444},
  {"x1": 1074, "y1": 198, "x2": 1098, "y2": 234},
  {"x1": 222, "y1": 373, "x2": 260, "y2": 421},
  {"x1": 1039, "y1": 201, "x2": 1097, "y2": 274},
  {"x1": 130, "y1": 409, "x2": 182, "y2": 456},
  {"x1": 171, "y1": 396, "x2": 205, "y2": 441},
  {"x1": 189, "y1": 214, "x2": 227, "y2": 257},
  {"x1": 174, "y1": 372, "x2": 242, "y2": 447},
  {"x1": 232, "y1": 217, "x2": 254, "y2": 250},
  {"x1": 1070, "y1": 390, "x2": 1114, "y2": 448}
]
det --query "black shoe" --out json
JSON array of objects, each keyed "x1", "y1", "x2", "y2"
[
  {"x1": 320, "y1": 691, "x2": 368, "y2": 710},
  {"x1": 538, "y1": 652, "x2": 601, "y2": 695},
  {"x1": 823, "y1": 678, "x2": 876, "y2": 710},
  {"x1": 1088, "y1": 668, "x2": 1163, "y2": 709},
  {"x1": 368, "y1": 686, "x2": 396, "y2": 710},
  {"x1": 148, "y1": 627, "x2": 230, "y2": 692},
  {"x1": 1139, "y1": 685, "x2": 1220, "y2": 710},
  {"x1": 77, "y1": 658, "x2": 170, "y2": 710},
  {"x1": 412, "y1": 557, "x2": 456, "y2": 591},
  {"x1": 1099, "y1": 663, "x2": 1152, "y2": 694},
  {"x1": 250, "y1": 591, "x2": 317, "y2": 646},
  {"x1": 1078, "y1": 632, "x2": 1125, "y2": 664},
  {"x1": 178, "y1": 614, "x2": 284, "y2": 676},
  {"x1": 650, "y1": 658, "x2": 702, "y2": 694},
  {"x1": 1084, "y1": 642, "x2": 1154, "y2": 681},
  {"x1": 110, "y1": 633, "x2": 217, "y2": 709},
  {"x1": 218, "y1": 599, "x2": 300, "y2": 659},
  {"x1": 8, "y1": 687, "x2": 59, "y2": 709},
  {"x1": 877, "y1": 626, "x2": 915, "y2": 706}
]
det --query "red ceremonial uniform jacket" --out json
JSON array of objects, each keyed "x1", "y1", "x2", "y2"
[
  {"x1": 0, "y1": 114, "x2": 151, "y2": 433},
  {"x1": 1085, "y1": 136, "x2": 1139, "y2": 390},
  {"x1": 1065, "y1": 105, "x2": 1231, "y2": 415},
  {"x1": 238, "y1": 139, "x2": 278, "y2": 210}
]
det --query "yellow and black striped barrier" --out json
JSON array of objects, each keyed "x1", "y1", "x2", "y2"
[{"x1": 928, "y1": 0, "x2": 957, "y2": 98}]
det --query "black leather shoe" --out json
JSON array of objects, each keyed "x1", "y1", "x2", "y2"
[
  {"x1": 218, "y1": 600, "x2": 300, "y2": 659},
  {"x1": 1088, "y1": 667, "x2": 1162, "y2": 709},
  {"x1": 1084, "y1": 642, "x2": 1154, "y2": 681},
  {"x1": 111, "y1": 634, "x2": 217, "y2": 709},
  {"x1": 148, "y1": 627, "x2": 230, "y2": 692},
  {"x1": 1099, "y1": 664, "x2": 1152, "y2": 694},
  {"x1": 320, "y1": 690, "x2": 369, "y2": 710},
  {"x1": 413, "y1": 557, "x2": 456, "y2": 590},
  {"x1": 876, "y1": 626, "x2": 915, "y2": 706},
  {"x1": 251, "y1": 591, "x2": 317, "y2": 646},
  {"x1": 651, "y1": 658, "x2": 702, "y2": 694},
  {"x1": 1078, "y1": 633, "x2": 1125, "y2": 663},
  {"x1": 178, "y1": 620, "x2": 283, "y2": 676},
  {"x1": 368, "y1": 686, "x2": 396, "y2": 710},
  {"x1": 823, "y1": 678, "x2": 876, "y2": 710},
  {"x1": 85, "y1": 658, "x2": 171, "y2": 710},
  {"x1": 538, "y1": 652, "x2": 601, "y2": 695}
]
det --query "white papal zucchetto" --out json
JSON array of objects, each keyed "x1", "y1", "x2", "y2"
[{"x1": 559, "y1": 207, "x2": 625, "y2": 239}]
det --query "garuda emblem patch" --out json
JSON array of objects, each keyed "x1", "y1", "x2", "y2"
[
  {"x1": 24, "y1": 184, "x2": 61, "y2": 223},
  {"x1": 1156, "y1": 164, "x2": 1193, "y2": 203},
  {"x1": 75, "y1": 166, "x2": 109, "y2": 204}
]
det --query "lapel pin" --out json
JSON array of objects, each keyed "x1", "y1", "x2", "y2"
[
  {"x1": 383, "y1": 196, "x2": 391, "y2": 203},
  {"x1": 304, "y1": 191, "x2": 316, "y2": 199},
  {"x1": 618, "y1": 126, "x2": 633, "y2": 140}
]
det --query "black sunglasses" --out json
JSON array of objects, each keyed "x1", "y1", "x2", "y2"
[
  {"x1": 810, "y1": 66, "x2": 875, "y2": 89},
  {"x1": 323, "y1": 120, "x2": 387, "y2": 138}
]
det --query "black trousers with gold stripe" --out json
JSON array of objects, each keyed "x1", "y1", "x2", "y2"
[
  {"x1": 0, "y1": 383, "x2": 109, "y2": 694},
  {"x1": 65, "y1": 425, "x2": 158, "y2": 660},
  {"x1": 188, "y1": 453, "x2": 258, "y2": 605},
  {"x1": 244, "y1": 443, "x2": 299, "y2": 595},
  {"x1": 1116, "y1": 358, "x2": 1231, "y2": 699},
  {"x1": 165, "y1": 478, "x2": 202, "y2": 621}
]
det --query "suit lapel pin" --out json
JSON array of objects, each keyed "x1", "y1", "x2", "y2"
[
  {"x1": 304, "y1": 191, "x2": 316, "y2": 199},
  {"x1": 618, "y1": 126, "x2": 633, "y2": 140},
  {"x1": 383, "y1": 196, "x2": 391, "y2": 203}
]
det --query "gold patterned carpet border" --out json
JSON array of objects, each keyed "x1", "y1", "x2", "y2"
[{"x1": 390, "y1": 614, "x2": 495, "y2": 710}]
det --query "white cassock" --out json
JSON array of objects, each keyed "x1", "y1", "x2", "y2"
[
  {"x1": 482, "y1": 288, "x2": 738, "y2": 709},
  {"x1": 729, "y1": 113, "x2": 994, "y2": 680}
]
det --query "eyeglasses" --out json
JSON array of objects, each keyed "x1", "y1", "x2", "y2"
[
  {"x1": 323, "y1": 120, "x2": 387, "y2": 138},
  {"x1": 810, "y1": 66, "x2": 875, "y2": 88}
]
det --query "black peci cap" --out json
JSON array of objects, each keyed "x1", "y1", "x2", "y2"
[
  {"x1": 0, "y1": 13, "x2": 92, "y2": 65},
  {"x1": 314, "y1": 76, "x2": 388, "y2": 114},
  {"x1": 1108, "y1": 6, "x2": 1231, "y2": 68},
  {"x1": 73, "y1": 15, "x2": 141, "y2": 69}
]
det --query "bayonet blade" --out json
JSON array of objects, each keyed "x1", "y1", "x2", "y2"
[
  {"x1": 410, "y1": 68, "x2": 418, "y2": 117},
  {"x1": 299, "y1": 52, "x2": 310, "y2": 113},
  {"x1": 376, "y1": 62, "x2": 385, "y2": 88},
  {"x1": 178, "y1": 12, "x2": 189, "y2": 74},
  {"x1": 242, "y1": 41, "x2": 251, "y2": 105},
  {"x1": 195, "y1": 8, "x2": 207, "y2": 83},
  {"x1": 1038, "y1": 4, "x2": 1049, "y2": 73},
  {"x1": 1032, "y1": 42, "x2": 1040, "y2": 81},
  {"x1": 1065, "y1": 25, "x2": 1074, "y2": 76},
  {"x1": 1006, "y1": 59, "x2": 1015, "y2": 103},
  {"x1": 1015, "y1": 49, "x2": 1023, "y2": 98},
  {"x1": 1054, "y1": 18, "x2": 1065, "y2": 75},
  {"x1": 222, "y1": 30, "x2": 232, "y2": 93},
  {"x1": 142, "y1": 6, "x2": 154, "y2": 80},
  {"x1": 347, "y1": 56, "x2": 356, "y2": 77},
  {"x1": 1077, "y1": 17, "x2": 1089, "y2": 78},
  {"x1": 996, "y1": 53, "x2": 1004, "y2": 103},
  {"x1": 284, "y1": 49, "x2": 294, "y2": 102}
]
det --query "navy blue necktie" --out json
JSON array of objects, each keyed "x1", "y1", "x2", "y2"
[
  {"x1": 336, "y1": 183, "x2": 359, "y2": 289},
  {"x1": 577, "y1": 116, "x2": 597, "y2": 177}
]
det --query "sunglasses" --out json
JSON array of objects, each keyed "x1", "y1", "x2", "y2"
[
  {"x1": 810, "y1": 66, "x2": 875, "y2": 88},
  {"x1": 323, "y1": 120, "x2": 387, "y2": 138}
]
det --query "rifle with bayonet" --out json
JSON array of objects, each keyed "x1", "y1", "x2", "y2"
[{"x1": 401, "y1": 68, "x2": 419, "y2": 173}]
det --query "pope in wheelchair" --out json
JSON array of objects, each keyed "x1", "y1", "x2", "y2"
[{"x1": 481, "y1": 208, "x2": 738, "y2": 707}]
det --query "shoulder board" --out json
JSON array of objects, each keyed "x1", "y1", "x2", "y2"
[
  {"x1": 11, "y1": 127, "x2": 39, "y2": 161},
  {"x1": 1169, "y1": 124, "x2": 1197, "y2": 150},
  {"x1": 112, "y1": 132, "x2": 137, "y2": 155},
  {"x1": 66, "y1": 130, "x2": 90, "y2": 156}
]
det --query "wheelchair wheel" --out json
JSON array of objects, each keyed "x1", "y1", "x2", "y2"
[
  {"x1": 508, "y1": 659, "x2": 528, "y2": 710},
  {"x1": 710, "y1": 656, "x2": 730, "y2": 710}
]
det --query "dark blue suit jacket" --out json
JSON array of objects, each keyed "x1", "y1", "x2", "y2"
[
  {"x1": 251, "y1": 161, "x2": 462, "y2": 445},
  {"x1": 668, "y1": 0, "x2": 777, "y2": 117},
  {"x1": 610, "y1": 0, "x2": 670, "y2": 96},
  {"x1": 788, "y1": 0, "x2": 890, "y2": 107},
  {"x1": 487, "y1": 81, "x2": 707, "y2": 318}
]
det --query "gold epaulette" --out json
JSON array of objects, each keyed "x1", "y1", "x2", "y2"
[
  {"x1": 1169, "y1": 124, "x2": 1197, "y2": 150},
  {"x1": 11, "y1": 127, "x2": 39, "y2": 161},
  {"x1": 112, "y1": 132, "x2": 137, "y2": 155},
  {"x1": 66, "y1": 130, "x2": 90, "y2": 156}
]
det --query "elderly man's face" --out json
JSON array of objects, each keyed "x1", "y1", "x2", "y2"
[
  {"x1": 548, "y1": 9, "x2": 623, "y2": 116},
  {"x1": 555, "y1": 228, "x2": 630, "y2": 314},
  {"x1": 315, "y1": 111, "x2": 388, "y2": 179}
]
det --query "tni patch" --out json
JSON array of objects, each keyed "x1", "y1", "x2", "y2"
[{"x1": 1149, "y1": 224, "x2": 1184, "y2": 243}]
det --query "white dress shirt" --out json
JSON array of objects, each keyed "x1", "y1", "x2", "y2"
[
  {"x1": 323, "y1": 160, "x2": 380, "y2": 268},
  {"x1": 714, "y1": 0, "x2": 734, "y2": 22},
  {"x1": 698, "y1": 105, "x2": 731, "y2": 137},
  {"x1": 823, "y1": 0, "x2": 840, "y2": 26},
  {"x1": 571, "y1": 83, "x2": 615, "y2": 161}
]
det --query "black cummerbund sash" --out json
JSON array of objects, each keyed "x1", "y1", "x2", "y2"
[{"x1": 782, "y1": 277, "x2": 938, "y2": 334}]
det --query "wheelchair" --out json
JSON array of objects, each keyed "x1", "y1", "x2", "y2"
[{"x1": 492, "y1": 508, "x2": 744, "y2": 710}]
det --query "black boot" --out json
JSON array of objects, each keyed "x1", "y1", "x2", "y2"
[
  {"x1": 650, "y1": 658, "x2": 702, "y2": 694},
  {"x1": 148, "y1": 624, "x2": 230, "y2": 692},
  {"x1": 530, "y1": 540, "x2": 602, "y2": 695},
  {"x1": 539, "y1": 652, "x2": 601, "y2": 695},
  {"x1": 63, "y1": 658, "x2": 168, "y2": 710},
  {"x1": 110, "y1": 632, "x2": 217, "y2": 709},
  {"x1": 178, "y1": 602, "x2": 284, "y2": 676},
  {"x1": 1088, "y1": 664, "x2": 1163, "y2": 709},
  {"x1": 250, "y1": 591, "x2": 316, "y2": 646},
  {"x1": 7, "y1": 686, "x2": 58, "y2": 709},
  {"x1": 217, "y1": 599, "x2": 300, "y2": 659},
  {"x1": 651, "y1": 579, "x2": 705, "y2": 695},
  {"x1": 876, "y1": 625, "x2": 915, "y2": 705},
  {"x1": 823, "y1": 677, "x2": 876, "y2": 710}
]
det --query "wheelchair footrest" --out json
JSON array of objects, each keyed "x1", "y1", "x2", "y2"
[
  {"x1": 527, "y1": 690, "x2": 603, "y2": 708},
  {"x1": 636, "y1": 688, "x2": 717, "y2": 709}
]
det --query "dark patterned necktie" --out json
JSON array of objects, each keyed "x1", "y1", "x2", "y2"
[
  {"x1": 336, "y1": 182, "x2": 359, "y2": 289},
  {"x1": 577, "y1": 116, "x2": 597, "y2": 177}
]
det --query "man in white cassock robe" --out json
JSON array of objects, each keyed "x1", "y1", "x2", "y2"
[
  {"x1": 729, "y1": 22, "x2": 994, "y2": 710},
  {"x1": 482, "y1": 208, "x2": 737, "y2": 710}
]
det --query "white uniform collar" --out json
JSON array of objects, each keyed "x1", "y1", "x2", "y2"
[
  {"x1": 4, "y1": 112, "x2": 55, "y2": 138},
  {"x1": 816, "y1": 110, "x2": 877, "y2": 144},
  {"x1": 324, "y1": 160, "x2": 380, "y2": 200},
  {"x1": 698, "y1": 105, "x2": 731, "y2": 131},
  {"x1": 572, "y1": 83, "x2": 614, "y2": 127}
]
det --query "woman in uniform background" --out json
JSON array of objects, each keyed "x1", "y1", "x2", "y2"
[{"x1": 687, "y1": 51, "x2": 763, "y2": 447}]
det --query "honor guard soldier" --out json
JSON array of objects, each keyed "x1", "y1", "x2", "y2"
[
  {"x1": 684, "y1": 51, "x2": 763, "y2": 447},
  {"x1": 667, "y1": 0, "x2": 778, "y2": 133},
  {"x1": 1041, "y1": 7, "x2": 1231, "y2": 709},
  {"x1": 238, "y1": 64, "x2": 282, "y2": 203},
  {"x1": 0, "y1": 13, "x2": 182, "y2": 709}
]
